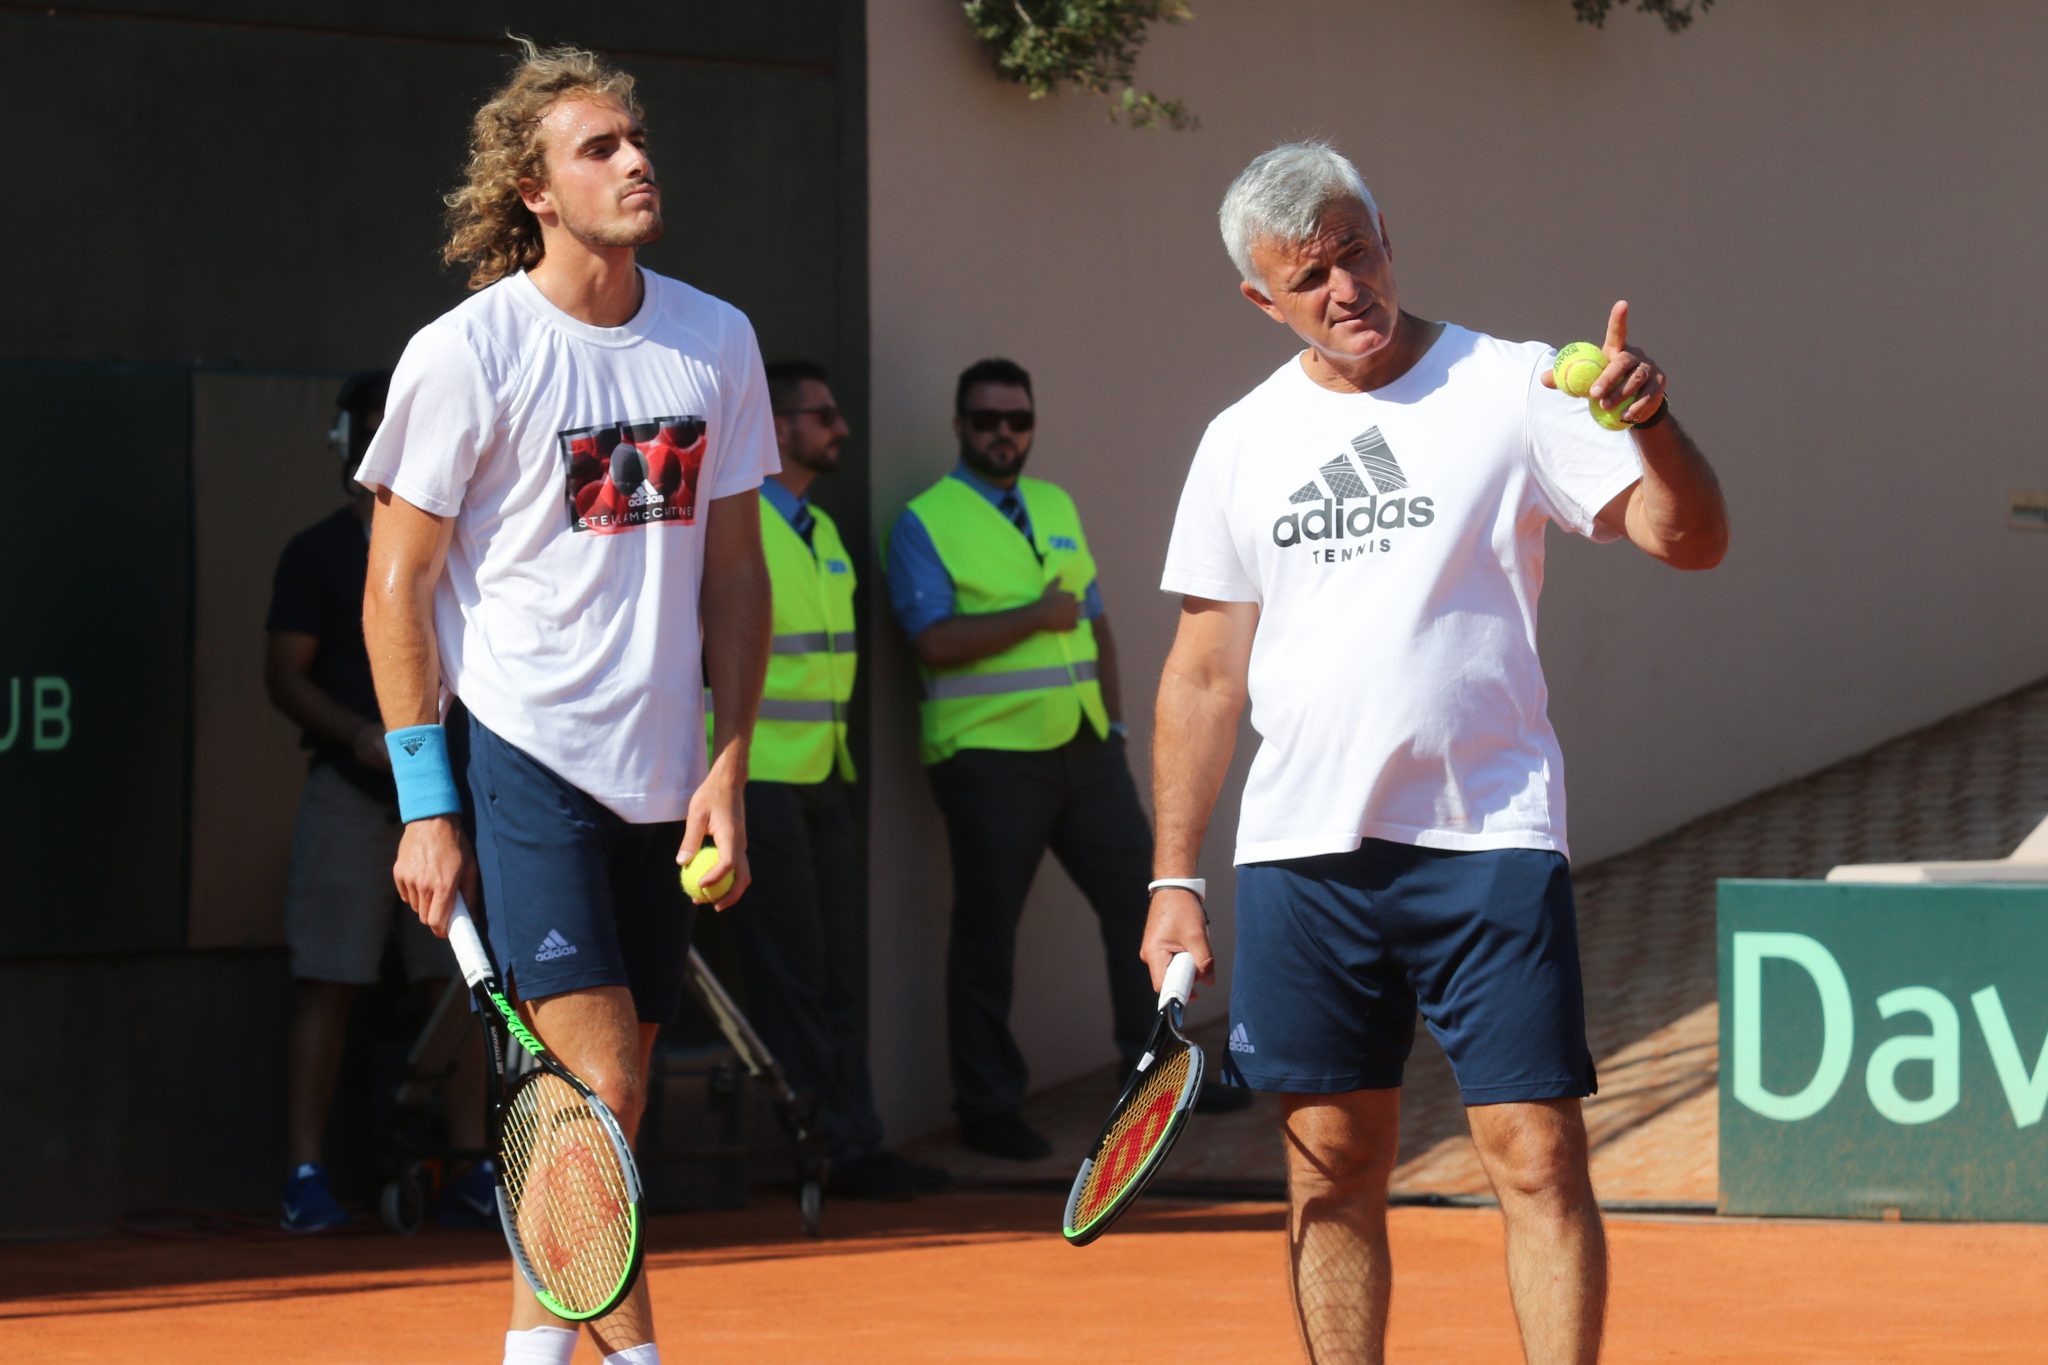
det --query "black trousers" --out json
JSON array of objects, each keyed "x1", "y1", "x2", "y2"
[
  {"x1": 727, "y1": 777, "x2": 884, "y2": 1160},
  {"x1": 927, "y1": 731, "x2": 1157, "y2": 1120}
]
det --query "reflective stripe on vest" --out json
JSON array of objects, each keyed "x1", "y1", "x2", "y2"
[
  {"x1": 923, "y1": 659, "x2": 1099, "y2": 700},
  {"x1": 704, "y1": 501, "x2": 858, "y2": 784},
  {"x1": 758, "y1": 698, "x2": 847, "y2": 722},
  {"x1": 771, "y1": 631, "x2": 859, "y2": 656},
  {"x1": 899, "y1": 475, "x2": 1109, "y2": 764}
]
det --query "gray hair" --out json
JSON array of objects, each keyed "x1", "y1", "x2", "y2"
[{"x1": 1219, "y1": 140, "x2": 1379, "y2": 292}]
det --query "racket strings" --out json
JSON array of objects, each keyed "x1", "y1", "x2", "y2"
[
  {"x1": 1075, "y1": 1043, "x2": 1192, "y2": 1228},
  {"x1": 499, "y1": 1073, "x2": 636, "y2": 1315}
]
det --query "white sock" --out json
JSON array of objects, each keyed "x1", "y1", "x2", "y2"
[
  {"x1": 503, "y1": 1325, "x2": 577, "y2": 1365},
  {"x1": 602, "y1": 1347, "x2": 661, "y2": 1365}
]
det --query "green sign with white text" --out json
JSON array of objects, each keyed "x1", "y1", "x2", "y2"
[
  {"x1": 0, "y1": 365, "x2": 192, "y2": 955},
  {"x1": 1718, "y1": 880, "x2": 2048, "y2": 1221}
]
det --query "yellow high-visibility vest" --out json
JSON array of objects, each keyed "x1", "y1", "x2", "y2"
[
  {"x1": 895, "y1": 475, "x2": 1107, "y2": 765},
  {"x1": 709, "y1": 497, "x2": 857, "y2": 783}
]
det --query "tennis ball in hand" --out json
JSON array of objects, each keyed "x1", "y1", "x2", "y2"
[
  {"x1": 1553, "y1": 341, "x2": 1605, "y2": 399},
  {"x1": 1590, "y1": 392, "x2": 1638, "y2": 431},
  {"x1": 680, "y1": 845, "x2": 733, "y2": 903}
]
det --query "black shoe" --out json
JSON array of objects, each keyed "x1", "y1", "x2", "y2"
[
  {"x1": 828, "y1": 1150, "x2": 918, "y2": 1201},
  {"x1": 958, "y1": 1112, "x2": 1053, "y2": 1161},
  {"x1": 849, "y1": 1148, "x2": 952, "y2": 1196},
  {"x1": 1195, "y1": 1079, "x2": 1255, "y2": 1113}
]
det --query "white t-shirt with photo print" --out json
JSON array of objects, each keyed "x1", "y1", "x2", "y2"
[
  {"x1": 355, "y1": 267, "x2": 779, "y2": 823},
  {"x1": 1160, "y1": 324, "x2": 1643, "y2": 865}
]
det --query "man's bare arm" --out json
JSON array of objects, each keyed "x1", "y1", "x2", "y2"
[
  {"x1": 691, "y1": 487, "x2": 771, "y2": 909},
  {"x1": 911, "y1": 585, "x2": 1079, "y2": 670},
  {"x1": 1596, "y1": 414, "x2": 1729, "y2": 570},
  {"x1": 362, "y1": 487, "x2": 471, "y2": 933},
  {"x1": 264, "y1": 631, "x2": 389, "y2": 772},
  {"x1": 1143, "y1": 596, "x2": 1259, "y2": 987},
  {"x1": 1557, "y1": 301, "x2": 1728, "y2": 570}
]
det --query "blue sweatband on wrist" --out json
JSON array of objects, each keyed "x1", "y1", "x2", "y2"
[{"x1": 385, "y1": 724, "x2": 462, "y2": 823}]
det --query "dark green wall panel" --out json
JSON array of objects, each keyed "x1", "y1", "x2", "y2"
[
  {"x1": 0, "y1": 366, "x2": 192, "y2": 955},
  {"x1": 0, "y1": 2, "x2": 868, "y2": 1232},
  {"x1": 36, "y1": 3, "x2": 841, "y2": 68},
  {"x1": 3, "y1": 7, "x2": 851, "y2": 379}
]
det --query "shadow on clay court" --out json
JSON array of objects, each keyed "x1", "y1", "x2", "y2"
[{"x1": 0, "y1": 1191, "x2": 1286, "y2": 1320}]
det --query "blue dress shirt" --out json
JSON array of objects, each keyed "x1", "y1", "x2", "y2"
[
  {"x1": 886, "y1": 466, "x2": 1105, "y2": 641},
  {"x1": 759, "y1": 477, "x2": 812, "y2": 542}
]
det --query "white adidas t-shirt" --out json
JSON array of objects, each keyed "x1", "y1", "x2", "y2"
[
  {"x1": 355, "y1": 268, "x2": 778, "y2": 822},
  {"x1": 1161, "y1": 325, "x2": 1643, "y2": 864}
]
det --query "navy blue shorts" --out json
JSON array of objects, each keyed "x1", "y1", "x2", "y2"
[
  {"x1": 453, "y1": 707, "x2": 696, "y2": 1023},
  {"x1": 1228, "y1": 840, "x2": 1596, "y2": 1105}
]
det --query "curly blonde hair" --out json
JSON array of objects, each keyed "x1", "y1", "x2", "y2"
[{"x1": 442, "y1": 37, "x2": 644, "y2": 290}]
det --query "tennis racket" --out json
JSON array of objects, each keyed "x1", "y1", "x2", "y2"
[
  {"x1": 446, "y1": 894, "x2": 644, "y2": 1321},
  {"x1": 1062, "y1": 951, "x2": 1205, "y2": 1246}
]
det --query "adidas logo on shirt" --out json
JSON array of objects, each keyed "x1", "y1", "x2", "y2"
[
  {"x1": 535, "y1": 930, "x2": 580, "y2": 963},
  {"x1": 1229, "y1": 1023, "x2": 1257, "y2": 1055},
  {"x1": 1271, "y1": 428, "x2": 1435, "y2": 559}
]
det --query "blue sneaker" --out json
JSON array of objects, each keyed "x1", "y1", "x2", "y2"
[
  {"x1": 281, "y1": 1162, "x2": 350, "y2": 1232},
  {"x1": 437, "y1": 1160, "x2": 499, "y2": 1229}
]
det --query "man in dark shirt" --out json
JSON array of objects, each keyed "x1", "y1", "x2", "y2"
[{"x1": 266, "y1": 372, "x2": 483, "y2": 1230}]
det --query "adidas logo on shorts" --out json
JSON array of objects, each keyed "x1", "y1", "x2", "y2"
[
  {"x1": 1229, "y1": 1022, "x2": 1256, "y2": 1055},
  {"x1": 535, "y1": 929, "x2": 580, "y2": 963}
]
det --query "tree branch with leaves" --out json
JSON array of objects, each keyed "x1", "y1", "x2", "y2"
[
  {"x1": 961, "y1": 1, "x2": 1714, "y2": 133},
  {"x1": 1573, "y1": 0, "x2": 1715, "y2": 33},
  {"x1": 962, "y1": 0, "x2": 1195, "y2": 131}
]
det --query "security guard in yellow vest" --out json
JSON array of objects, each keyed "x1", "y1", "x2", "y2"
[
  {"x1": 884, "y1": 357, "x2": 1238, "y2": 1162},
  {"x1": 729, "y1": 360, "x2": 945, "y2": 1199}
]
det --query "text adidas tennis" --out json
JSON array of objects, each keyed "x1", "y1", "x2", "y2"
[{"x1": 1272, "y1": 493, "x2": 1436, "y2": 551}]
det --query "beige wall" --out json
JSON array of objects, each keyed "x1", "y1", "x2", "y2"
[
  {"x1": 189, "y1": 376, "x2": 358, "y2": 949},
  {"x1": 864, "y1": 0, "x2": 2048, "y2": 1139}
]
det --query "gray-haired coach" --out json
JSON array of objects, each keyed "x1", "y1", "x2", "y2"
[{"x1": 1143, "y1": 141, "x2": 1728, "y2": 1364}]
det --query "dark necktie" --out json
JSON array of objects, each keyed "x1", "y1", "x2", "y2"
[
  {"x1": 999, "y1": 493, "x2": 1039, "y2": 558},
  {"x1": 791, "y1": 502, "x2": 815, "y2": 547}
]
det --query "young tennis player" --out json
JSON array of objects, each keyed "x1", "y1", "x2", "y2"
[
  {"x1": 1145, "y1": 141, "x2": 1727, "y2": 1363},
  {"x1": 357, "y1": 39, "x2": 775, "y2": 1365}
]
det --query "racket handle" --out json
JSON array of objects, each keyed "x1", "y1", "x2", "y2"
[
  {"x1": 445, "y1": 893, "x2": 494, "y2": 988},
  {"x1": 1159, "y1": 951, "x2": 1197, "y2": 1011}
]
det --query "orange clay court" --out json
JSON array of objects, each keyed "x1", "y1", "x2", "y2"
[
  {"x1": 12, "y1": 689, "x2": 2045, "y2": 1361},
  {"x1": 5, "y1": 1193, "x2": 2047, "y2": 1362}
]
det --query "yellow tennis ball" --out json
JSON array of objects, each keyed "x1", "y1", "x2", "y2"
[
  {"x1": 1590, "y1": 392, "x2": 1638, "y2": 431},
  {"x1": 680, "y1": 845, "x2": 734, "y2": 903},
  {"x1": 1553, "y1": 341, "x2": 1605, "y2": 399}
]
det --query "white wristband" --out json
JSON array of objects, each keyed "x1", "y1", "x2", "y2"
[{"x1": 1148, "y1": 877, "x2": 1208, "y2": 925}]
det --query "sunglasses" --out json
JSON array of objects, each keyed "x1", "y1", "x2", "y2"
[
  {"x1": 777, "y1": 404, "x2": 841, "y2": 425},
  {"x1": 964, "y1": 408, "x2": 1036, "y2": 434}
]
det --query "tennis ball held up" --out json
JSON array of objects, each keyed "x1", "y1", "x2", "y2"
[
  {"x1": 680, "y1": 844, "x2": 734, "y2": 904},
  {"x1": 1553, "y1": 341, "x2": 1605, "y2": 399},
  {"x1": 1590, "y1": 392, "x2": 1637, "y2": 431}
]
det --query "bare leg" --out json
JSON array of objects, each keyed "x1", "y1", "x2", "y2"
[
  {"x1": 1282, "y1": 1090, "x2": 1401, "y2": 1365},
  {"x1": 504, "y1": 985, "x2": 661, "y2": 1355},
  {"x1": 286, "y1": 979, "x2": 357, "y2": 1167},
  {"x1": 1466, "y1": 1098, "x2": 1606, "y2": 1365}
]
